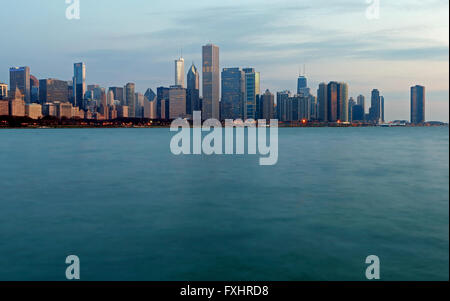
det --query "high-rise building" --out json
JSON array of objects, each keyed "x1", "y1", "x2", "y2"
[
  {"x1": 317, "y1": 83, "x2": 328, "y2": 122},
  {"x1": 411, "y1": 85, "x2": 425, "y2": 124},
  {"x1": 348, "y1": 97, "x2": 356, "y2": 122},
  {"x1": 243, "y1": 68, "x2": 260, "y2": 120},
  {"x1": 357, "y1": 95, "x2": 365, "y2": 114},
  {"x1": 297, "y1": 75, "x2": 309, "y2": 95},
  {"x1": 125, "y1": 83, "x2": 136, "y2": 118},
  {"x1": 175, "y1": 57, "x2": 185, "y2": 88},
  {"x1": 9, "y1": 66, "x2": 30, "y2": 103},
  {"x1": 144, "y1": 88, "x2": 156, "y2": 102},
  {"x1": 169, "y1": 85, "x2": 187, "y2": 119},
  {"x1": 30, "y1": 75, "x2": 39, "y2": 103},
  {"x1": 202, "y1": 44, "x2": 220, "y2": 119},
  {"x1": 9, "y1": 88, "x2": 26, "y2": 116},
  {"x1": 369, "y1": 89, "x2": 382, "y2": 123},
  {"x1": 260, "y1": 89, "x2": 275, "y2": 120},
  {"x1": 0, "y1": 83, "x2": 8, "y2": 100},
  {"x1": 352, "y1": 105, "x2": 365, "y2": 122},
  {"x1": 109, "y1": 87, "x2": 124, "y2": 105},
  {"x1": 157, "y1": 87, "x2": 170, "y2": 119},
  {"x1": 39, "y1": 79, "x2": 69, "y2": 104},
  {"x1": 381, "y1": 96, "x2": 385, "y2": 123},
  {"x1": 277, "y1": 91, "x2": 291, "y2": 122},
  {"x1": 327, "y1": 82, "x2": 338, "y2": 122},
  {"x1": 73, "y1": 63, "x2": 86, "y2": 107},
  {"x1": 337, "y1": 82, "x2": 349, "y2": 122},
  {"x1": 221, "y1": 67, "x2": 245, "y2": 120},
  {"x1": 135, "y1": 92, "x2": 146, "y2": 118},
  {"x1": 187, "y1": 63, "x2": 200, "y2": 115}
]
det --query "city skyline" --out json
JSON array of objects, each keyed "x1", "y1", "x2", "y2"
[{"x1": 0, "y1": 0, "x2": 448, "y2": 121}]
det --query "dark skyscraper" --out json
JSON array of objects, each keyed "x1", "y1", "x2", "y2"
[
  {"x1": 30, "y1": 75, "x2": 39, "y2": 103},
  {"x1": 187, "y1": 63, "x2": 200, "y2": 115},
  {"x1": 157, "y1": 87, "x2": 170, "y2": 119},
  {"x1": 411, "y1": 85, "x2": 425, "y2": 124},
  {"x1": 327, "y1": 82, "x2": 338, "y2": 122},
  {"x1": 277, "y1": 91, "x2": 291, "y2": 122},
  {"x1": 9, "y1": 66, "x2": 30, "y2": 103},
  {"x1": 317, "y1": 83, "x2": 328, "y2": 122},
  {"x1": 370, "y1": 89, "x2": 382, "y2": 123},
  {"x1": 125, "y1": 83, "x2": 136, "y2": 118},
  {"x1": 297, "y1": 75, "x2": 308, "y2": 95},
  {"x1": 221, "y1": 67, "x2": 245, "y2": 120},
  {"x1": 260, "y1": 89, "x2": 275, "y2": 120},
  {"x1": 243, "y1": 68, "x2": 260, "y2": 120},
  {"x1": 144, "y1": 88, "x2": 156, "y2": 102},
  {"x1": 202, "y1": 44, "x2": 220, "y2": 119},
  {"x1": 73, "y1": 62, "x2": 86, "y2": 107}
]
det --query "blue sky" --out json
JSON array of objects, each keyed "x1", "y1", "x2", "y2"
[{"x1": 0, "y1": 0, "x2": 448, "y2": 121}]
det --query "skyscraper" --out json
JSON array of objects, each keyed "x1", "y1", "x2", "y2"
[
  {"x1": 144, "y1": 88, "x2": 156, "y2": 102},
  {"x1": 202, "y1": 44, "x2": 220, "y2": 119},
  {"x1": 357, "y1": 95, "x2": 365, "y2": 114},
  {"x1": 369, "y1": 89, "x2": 381, "y2": 123},
  {"x1": 125, "y1": 83, "x2": 136, "y2": 118},
  {"x1": 221, "y1": 67, "x2": 245, "y2": 120},
  {"x1": 187, "y1": 63, "x2": 200, "y2": 115},
  {"x1": 243, "y1": 68, "x2": 260, "y2": 120},
  {"x1": 73, "y1": 63, "x2": 86, "y2": 108},
  {"x1": 175, "y1": 57, "x2": 185, "y2": 88},
  {"x1": 169, "y1": 85, "x2": 187, "y2": 119},
  {"x1": 9, "y1": 66, "x2": 30, "y2": 103},
  {"x1": 277, "y1": 91, "x2": 291, "y2": 122},
  {"x1": 411, "y1": 85, "x2": 425, "y2": 124},
  {"x1": 297, "y1": 75, "x2": 309, "y2": 95},
  {"x1": 381, "y1": 96, "x2": 385, "y2": 123},
  {"x1": 30, "y1": 75, "x2": 39, "y2": 103},
  {"x1": 260, "y1": 89, "x2": 275, "y2": 120},
  {"x1": 317, "y1": 83, "x2": 328, "y2": 122},
  {"x1": 337, "y1": 82, "x2": 349, "y2": 122},
  {"x1": 327, "y1": 82, "x2": 338, "y2": 122},
  {"x1": 109, "y1": 87, "x2": 124, "y2": 105},
  {"x1": 157, "y1": 86, "x2": 170, "y2": 119},
  {"x1": 39, "y1": 79, "x2": 69, "y2": 104}
]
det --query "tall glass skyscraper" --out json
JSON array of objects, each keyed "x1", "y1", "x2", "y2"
[
  {"x1": 411, "y1": 85, "x2": 425, "y2": 124},
  {"x1": 202, "y1": 44, "x2": 220, "y2": 120},
  {"x1": 73, "y1": 63, "x2": 86, "y2": 108},
  {"x1": 187, "y1": 63, "x2": 200, "y2": 115},
  {"x1": 221, "y1": 68, "x2": 245, "y2": 120},
  {"x1": 9, "y1": 66, "x2": 30, "y2": 103},
  {"x1": 370, "y1": 89, "x2": 382, "y2": 123},
  {"x1": 243, "y1": 68, "x2": 260, "y2": 120},
  {"x1": 317, "y1": 83, "x2": 328, "y2": 122},
  {"x1": 175, "y1": 57, "x2": 185, "y2": 88},
  {"x1": 297, "y1": 76, "x2": 309, "y2": 95}
]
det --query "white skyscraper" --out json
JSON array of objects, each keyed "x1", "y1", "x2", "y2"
[{"x1": 175, "y1": 57, "x2": 185, "y2": 88}]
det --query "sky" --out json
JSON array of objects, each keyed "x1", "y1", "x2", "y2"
[{"x1": 0, "y1": 0, "x2": 448, "y2": 121}]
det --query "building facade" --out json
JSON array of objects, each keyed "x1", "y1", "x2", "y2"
[
  {"x1": 411, "y1": 85, "x2": 425, "y2": 124},
  {"x1": 202, "y1": 44, "x2": 220, "y2": 120},
  {"x1": 10, "y1": 66, "x2": 30, "y2": 103}
]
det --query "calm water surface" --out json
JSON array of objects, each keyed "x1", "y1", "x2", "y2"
[{"x1": 0, "y1": 127, "x2": 448, "y2": 280}]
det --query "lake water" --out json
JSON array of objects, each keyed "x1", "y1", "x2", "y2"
[{"x1": 0, "y1": 127, "x2": 448, "y2": 280}]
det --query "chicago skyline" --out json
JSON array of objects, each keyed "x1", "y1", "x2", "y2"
[{"x1": 1, "y1": 0, "x2": 447, "y2": 122}]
